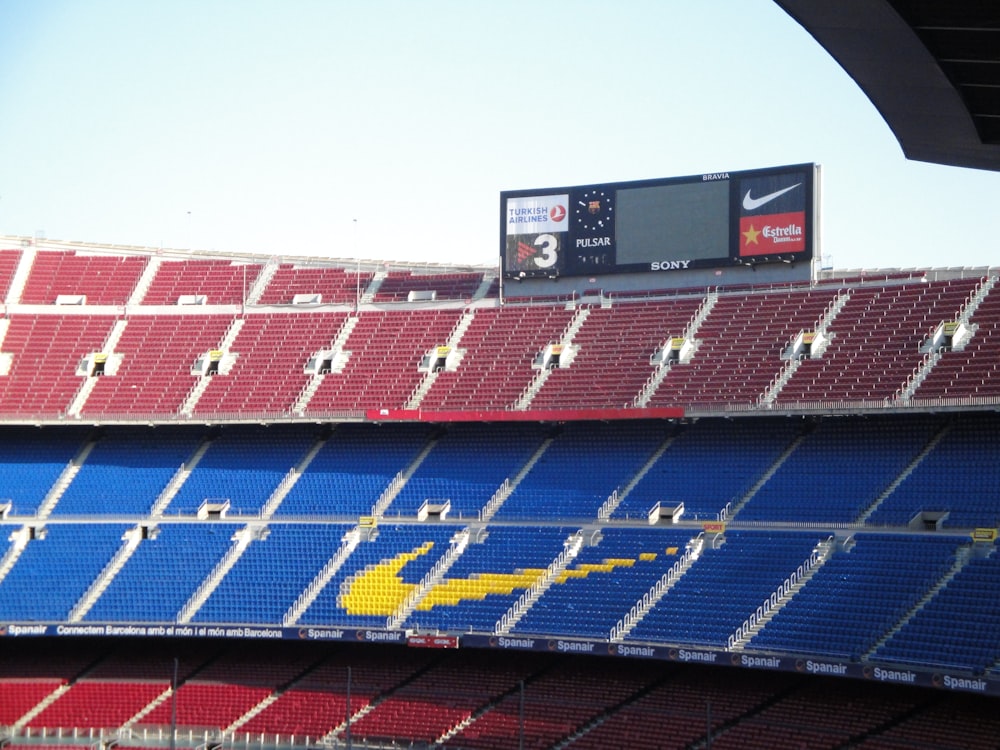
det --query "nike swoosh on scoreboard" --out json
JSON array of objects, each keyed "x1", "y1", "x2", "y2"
[{"x1": 742, "y1": 183, "x2": 802, "y2": 211}]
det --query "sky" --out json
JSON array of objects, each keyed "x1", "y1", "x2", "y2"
[{"x1": 0, "y1": 0, "x2": 996, "y2": 271}]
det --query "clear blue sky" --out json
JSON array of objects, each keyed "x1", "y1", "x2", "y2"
[{"x1": 0, "y1": 0, "x2": 996, "y2": 270}]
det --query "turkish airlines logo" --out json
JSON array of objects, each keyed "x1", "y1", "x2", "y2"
[
  {"x1": 506, "y1": 194, "x2": 569, "y2": 234},
  {"x1": 742, "y1": 183, "x2": 801, "y2": 211}
]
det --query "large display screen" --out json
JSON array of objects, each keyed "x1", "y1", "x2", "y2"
[{"x1": 501, "y1": 163, "x2": 816, "y2": 278}]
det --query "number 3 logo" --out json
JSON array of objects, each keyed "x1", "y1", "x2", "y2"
[{"x1": 533, "y1": 234, "x2": 559, "y2": 269}]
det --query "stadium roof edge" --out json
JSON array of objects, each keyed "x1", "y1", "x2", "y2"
[{"x1": 774, "y1": 0, "x2": 1000, "y2": 173}]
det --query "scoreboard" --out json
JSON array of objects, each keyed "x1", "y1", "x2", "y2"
[{"x1": 501, "y1": 163, "x2": 816, "y2": 279}]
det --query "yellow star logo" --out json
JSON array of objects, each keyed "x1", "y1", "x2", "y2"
[{"x1": 742, "y1": 224, "x2": 761, "y2": 245}]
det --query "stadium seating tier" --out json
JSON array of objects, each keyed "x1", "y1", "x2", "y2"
[{"x1": 0, "y1": 248, "x2": 997, "y2": 748}]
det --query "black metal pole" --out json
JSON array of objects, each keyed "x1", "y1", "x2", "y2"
[
  {"x1": 519, "y1": 679, "x2": 525, "y2": 750},
  {"x1": 170, "y1": 657, "x2": 178, "y2": 750},
  {"x1": 346, "y1": 665, "x2": 352, "y2": 750}
]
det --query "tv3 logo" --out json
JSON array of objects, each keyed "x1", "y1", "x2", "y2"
[{"x1": 522, "y1": 233, "x2": 558, "y2": 268}]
